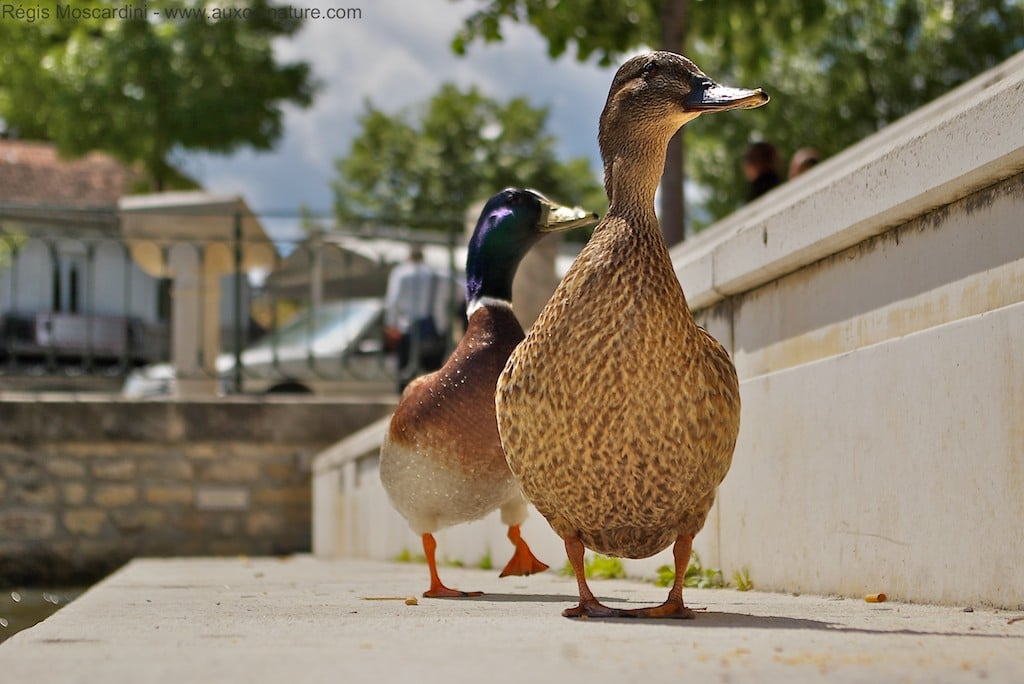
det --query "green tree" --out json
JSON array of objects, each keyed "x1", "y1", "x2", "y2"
[
  {"x1": 453, "y1": 0, "x2": 826, "y2": 242},
  {"x1": 453, "y1": 0, "x2": 1023, "y2": 232},
  {"x1": 333, "y1": 83, "x2": 605, "y2": 232},
  {"x1": 689, "y1": 0, "x2": 1024, "y2": 223},
  {"x1": 0, "y1": 0, "x2": 317, "y2": 191}
]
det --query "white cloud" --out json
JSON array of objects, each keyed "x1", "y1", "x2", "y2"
[{"x1": 184, "y1": 0, "x2": 617, "y2": 225}]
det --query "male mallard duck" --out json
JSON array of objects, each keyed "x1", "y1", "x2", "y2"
[
  {"x1": 496, "y1": 52, "x2": 768, "y2": 618},
  {"x1": 380, "y1": 188, "x2": 598, "y2": 597}
]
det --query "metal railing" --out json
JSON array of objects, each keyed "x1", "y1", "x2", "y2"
[{"x1": 0, "y1": 203, "x2": 465, "y2": 395}]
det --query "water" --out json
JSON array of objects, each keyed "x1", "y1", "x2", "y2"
[{"x1": 0, "y1": 587, "x2": 84, "y2": 644}]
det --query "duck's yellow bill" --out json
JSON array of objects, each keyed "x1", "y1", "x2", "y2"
[{"x1": 536, "y1": 195, "x2": 600, "y2": 233}]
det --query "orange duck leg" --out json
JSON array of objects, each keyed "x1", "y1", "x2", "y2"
[
  {"x1": 562, "y1": 535, "x2": 696, "y2": 619},
  {"x1": 422, "y1": 533, "x2": 483, "y2": 598},
  {"x1": 617, "y1": 535, "x2": 696, "y2": 619},
  {"x1": 499, "y1": 524, "x2": 549, "y2": 578},
  {"x1": 561, "y1": 536, "x2": 621, "y2": 618}
]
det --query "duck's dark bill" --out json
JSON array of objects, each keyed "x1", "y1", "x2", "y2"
[{"x1": 684, "y1": 78, "x2": 769, "y2": 112}]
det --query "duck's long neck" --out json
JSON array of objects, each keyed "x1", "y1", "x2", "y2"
[
  {"x1": 466, "y1": 256, "x2": 517, "y2": 305},
  {"x1": 465, "y1": 242, "x2": 534, "y2": 316},
  {"x1": 603, "y1": 140, "x2": 670, "y2": 220},
  {"x1": 597, "y1": 133, "x2": 696, "y2": 317}
]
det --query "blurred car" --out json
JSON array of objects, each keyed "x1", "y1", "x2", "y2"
[
  {"x1": 1, "y1": 310, "x2": 162, "y2": 366},
  {"x1": 123, "y1": 298, "x2": 396, "y2": 397}
]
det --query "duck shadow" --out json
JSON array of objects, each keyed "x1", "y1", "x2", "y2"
[
  {"x1": 431, "y1": 592, "x2": 830, "y2": 625},
  {"x1": 427, "y1": 592, "x2": 582, "y2": 604},
  {"x1": 441, "y1": 593, "x2": 1024, "y2": 639},
  {"x1": 432, "y1": 592, "x2": 828, "y2": 626},
  {"x1": 607, "y1": 610, "x2": 1024, "y2": 639}
]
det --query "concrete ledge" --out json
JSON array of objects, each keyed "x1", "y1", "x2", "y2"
[
  {"x1": 1, "y1": 556, "x2": 1022, "y2": 683},
  {"x1": 311, "y1": 416, "x2": 390, "y2": 475},
  {"x1": 672, "y1": 49, "x2": 1024, "y2": 310},
  {"x1": 0, "y1": 392, "x2": 396, "y2": 443}
]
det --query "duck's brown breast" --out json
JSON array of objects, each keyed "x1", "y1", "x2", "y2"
[
  {"x1": 389, "y1": 305, "x2": 525, "y2": 476},
  {"x1": 496, "y1": 223, "x2": 740, "y2": 558}
]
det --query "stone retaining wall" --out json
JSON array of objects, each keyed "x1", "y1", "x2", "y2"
[{"x1": 0, "y1": 395, "x2": 394, "y2": 584}]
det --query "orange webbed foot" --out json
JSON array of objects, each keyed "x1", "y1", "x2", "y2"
[
  {"x1": 562, "y1": 598, "x2": 695, "y2": 620},
  {"x1": 559, "y1": 535, "x2": 698, "y2": 620},
  {"x1": 618, "y1": 599, "x2": 696, "y2": 620},
  {"x1": 420, "y1": 532, "x2": 483, "y2": 599},
  {"x1": 423, "y1": 585, "x2": 484, "y2": 599},
  {"x1": 499, "y1": 551, "x2": 549, "y2": 578},
  {"x1": 609, "y1": 535, "x2": 697, "y2": 619},
  {"x1": 499, "y1": 525, "x2": 549, "y2": 577},
  {"x1": 562, "y1": 598, "x2": 630, "y2": 619}
]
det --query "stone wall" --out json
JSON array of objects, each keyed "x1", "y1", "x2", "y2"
[{"x1": 0, "y1": 394, "x2": 394, "y2": 584}]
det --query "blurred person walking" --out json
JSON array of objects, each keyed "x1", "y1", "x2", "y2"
[{"x1": 384, "y1": 245, "x2": 451, "y2": 392}]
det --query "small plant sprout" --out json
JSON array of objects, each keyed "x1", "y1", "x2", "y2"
[
  {"x1": 654, "y1": 564, "x2": 676, "y2": 588},
  {"x1": 394, "y1": 549, "x2": 426, "y2": 564},
  {"x1": 685, "y1": 551, "x2": 726, "y2": 589},
  {"x1": 655, "y1": 551, "x2": 727, "y2": 589},
  {"x1": 476, "y1": 549, "x2": 494, "y2": 571},
  {"x1": 732, "y1": 567, "x2": 754, "y2": 591},
  {"x1": 560, "y1": 554, "x2": 627, "y2": 579},
  {"x1": 586, "y1": 555, "x2": 626, "y2": 579}
]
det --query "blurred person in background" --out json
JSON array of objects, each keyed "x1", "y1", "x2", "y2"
[
  {"x1": 743, "y1": 141, "x2": 782, "y2": 201},
  {"x1": 789, "y1": 147, "x2": 822, "y2": 179},
  {"x1": 384, "y1": 244, "x2": 452, "y2": 392}
]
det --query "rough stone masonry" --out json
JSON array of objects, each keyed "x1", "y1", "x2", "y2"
[{"x1": 0, "y1": 394, "x2": 393, "y2": 584}]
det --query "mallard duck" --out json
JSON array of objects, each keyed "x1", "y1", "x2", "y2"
[
  {"x1": 496, "y1": 52, "x2": 768, "y2": 618},
  {"x1": 380, "y1": 188, "x2": 598, "y2": 597}
]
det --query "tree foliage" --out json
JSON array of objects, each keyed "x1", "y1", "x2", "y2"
[
  {"x1": 689, "y1": 0, "x2": 1024, "y2": 222},
  {"x1": 453, "y1": 0, "x2": 826, "y2": 67},
  {"x1": 453, "y1": 0, "x2": 826, "y2": 240},
  {"x1": 0, "y1": 0, "x2": 317, "y2": 190},
  {"x1": 332, "y1": 83, "x2": 605, "y2": 232},
  {"x1": 453, "y1": 0, "x2": 1024, "y2": 228}
]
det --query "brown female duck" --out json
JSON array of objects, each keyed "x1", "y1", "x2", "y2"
[
  {"x1": 495, "y1": 52, "x2": 768, "y2": 618},
  {"x1": 380, "y1": 188, "x2": 597, "y2": 597}
]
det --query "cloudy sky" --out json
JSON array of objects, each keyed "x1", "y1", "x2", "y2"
[{"x1": 183, "y1": 1, "x2": 627, "y2": 234}]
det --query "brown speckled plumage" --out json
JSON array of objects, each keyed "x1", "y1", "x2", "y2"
[
  {"x1": 496, "y1": 52, "x2": 766, "y2": 618},
  {"x1": 498, "y1": 214, "x2": 740, "y2": 558}
]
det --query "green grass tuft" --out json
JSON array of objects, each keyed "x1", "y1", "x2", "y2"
[
  {"x1": 476, "y1": 549, "x2": 494, "y2": 571},
  {"x1": 654, "y1": 551, "x2": 727, "y2": 589},
  {"x1": 560, "y1": 554, "x2": 627, "y2": 579},
  {"x1": 587, "y1": 555, "x2": 626, "y2": 579},
  {"x1": 732, "y1": 567, "x2": 754, "y2": 591},
  {"x1": 393, "y1": 548, "x2": 426, "y2": 564}
]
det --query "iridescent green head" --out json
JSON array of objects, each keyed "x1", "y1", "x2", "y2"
[{"x1": 465, "y1": 188, "x2": 597, "y2": 310}]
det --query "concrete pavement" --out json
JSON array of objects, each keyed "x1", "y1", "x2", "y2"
[{"x1": 1, "y1": 556, "x2": 1022, "y2": 683}]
